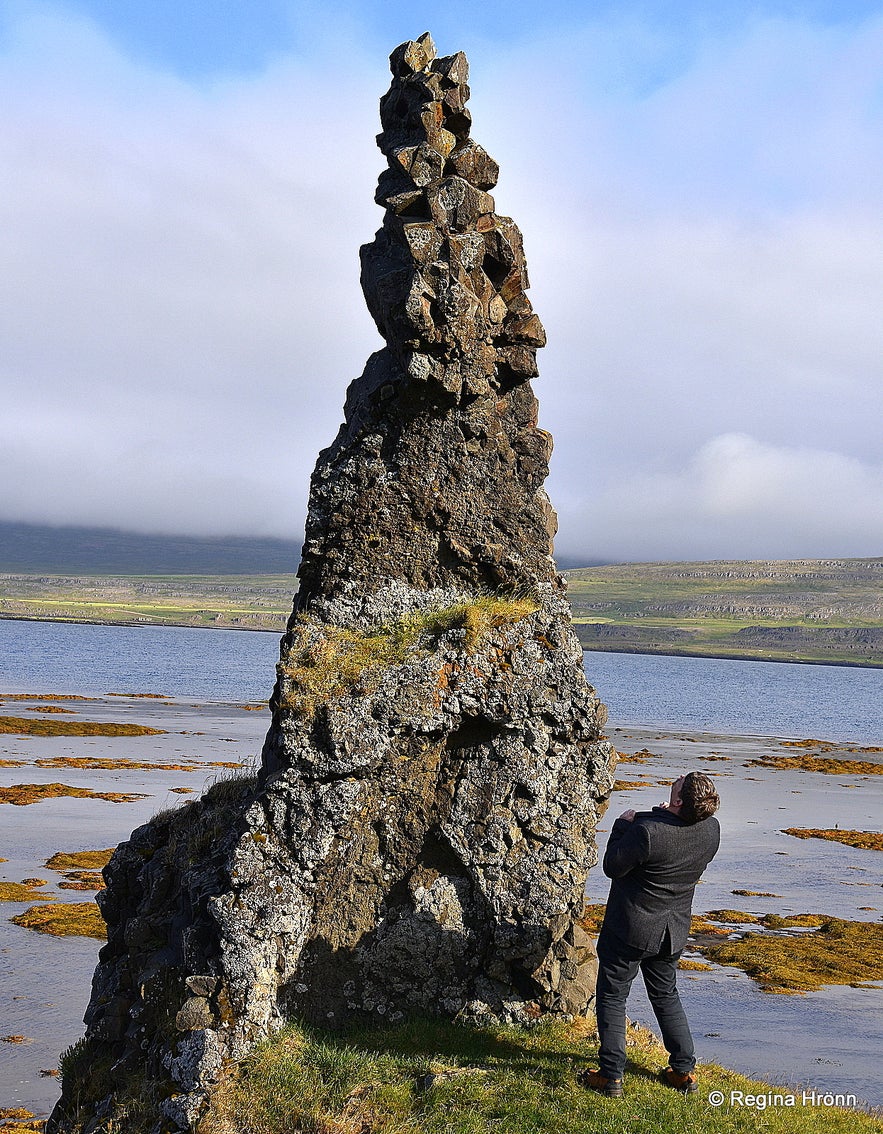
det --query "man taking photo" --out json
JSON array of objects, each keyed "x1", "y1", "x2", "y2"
[{"x1": 581, "y1": 771, "x2": 721, "y2": 1097}]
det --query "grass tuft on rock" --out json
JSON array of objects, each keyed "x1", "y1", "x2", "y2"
[
  {"x1": 280, "y1": 596, "x2": 539, "y2": 717},
  {"x1": 10, "y1": 900, "x2": 106, "y2": 939},
  {"x1": 198, "y1": 1016, "x2": 883, "y2": 1134}
]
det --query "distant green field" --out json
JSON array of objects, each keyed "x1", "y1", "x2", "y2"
[
  {"x1": 1, "y1": 559, "x2": 881, "y2": 666},
  {"x1": 0, "y1": 573, "x2": 296, "y2": 630},
  {"x1": 566, "y1": 558, "x2": 883, "y2": 667}
]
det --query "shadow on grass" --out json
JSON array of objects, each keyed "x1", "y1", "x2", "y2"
[{"x1": 293, "y1": 1015, "x2": 594, "y2": 1076}]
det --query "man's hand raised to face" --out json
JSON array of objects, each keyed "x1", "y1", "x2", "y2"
[{"x1": 619, "y1": 809, "x2": 637, "y2": 822}]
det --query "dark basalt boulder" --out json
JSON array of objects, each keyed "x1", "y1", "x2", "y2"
[{"x1": 49, "y1": 33, "x2": 614, "y2": 1134}]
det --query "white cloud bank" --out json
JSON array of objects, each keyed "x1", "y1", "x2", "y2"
[
  {"x1": 1, "y1": 7, "x2": 882, "y2": 561},
  {"x1": 559, "y1": 433, "x2": 883, "y2": 562}
]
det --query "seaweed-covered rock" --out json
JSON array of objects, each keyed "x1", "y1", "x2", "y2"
[{"x1": 49, "y1": 33, "x2": 613, "y2": 1134}]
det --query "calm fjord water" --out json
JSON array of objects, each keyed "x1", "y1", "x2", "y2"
[{"x1": 1, "y1": 618, "x2": 880, "y2": 742}]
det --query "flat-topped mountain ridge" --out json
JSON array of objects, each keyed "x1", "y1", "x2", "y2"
[{"x1": 567, "y1": 558, "x2": 883, "y2": 666}]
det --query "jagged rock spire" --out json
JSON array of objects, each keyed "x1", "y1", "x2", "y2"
[{"x1": 296, "y1": 32, "x2": 556, "y2": 604}]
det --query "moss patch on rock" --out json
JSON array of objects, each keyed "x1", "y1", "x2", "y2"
[
  {"x1": 11, "y1": 900, "x2": 106, "y2": 939},
  {"x1": 783, "y1": 828, "x2": 883, "y2": 851},
  {"x1": 280, "y1": 596, "x2": 539, "y2": 718}
]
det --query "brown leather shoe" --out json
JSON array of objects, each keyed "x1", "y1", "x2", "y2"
[
  {"x1": 660, "y1": 1067, "x2": 698, "y2": 1093},
  {"x1": 578, "y1": 1068, "x2": 624, "y2": 1097}
]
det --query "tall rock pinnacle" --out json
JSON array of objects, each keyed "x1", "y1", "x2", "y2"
[
  {"x1": 297, "y1": 30, "x2": 555, "y2": 603},
  {"x1": 49, "y1": 35, "x2": 614, "y2": 1134}
]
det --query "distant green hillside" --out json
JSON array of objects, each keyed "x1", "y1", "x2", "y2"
[
  {"x1": 0, "y1": 572, "x2": 295, "y2": 630},
  {"x1": 567, "y1": 558, "x2": 883, "y2": 667},
  {"x1": 2, "y1": 558, "x2": 881, "y2": 666},
  {"x1": 0, "y1": 521, "x2": 301, "y2": 574}
]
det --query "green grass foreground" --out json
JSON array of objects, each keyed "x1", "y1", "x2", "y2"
[{"x1": 199, "y1": 1017, "x2": 882, "y2": 1134}]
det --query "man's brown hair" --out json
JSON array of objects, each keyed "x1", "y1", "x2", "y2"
[{"x1": 680, "y1": 771, "x2": 720, "y2": 824}]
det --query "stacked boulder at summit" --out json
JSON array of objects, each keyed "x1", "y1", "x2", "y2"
[{"x1": 49, "y1": 33, "x2": 614, "y2": 1134}]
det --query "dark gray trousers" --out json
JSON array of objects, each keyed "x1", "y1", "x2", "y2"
[{"x1": 595, "y1": 927, "x2": 696, "y2": 1079}]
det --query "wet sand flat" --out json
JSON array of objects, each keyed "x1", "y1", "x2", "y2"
[{"x1": 0, "y1": 692, "x2": 269, "y2": 1119}]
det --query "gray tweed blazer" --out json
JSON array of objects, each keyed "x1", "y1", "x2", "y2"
[{"x1": 598, "y1": 807, "x2": 720, "y2": 953}]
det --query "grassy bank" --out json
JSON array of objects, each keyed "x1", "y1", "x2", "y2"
[{"x1": 186, "y1": 1016, "x2": 882, "y2": 1134}]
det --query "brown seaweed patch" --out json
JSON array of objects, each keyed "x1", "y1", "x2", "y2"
[
  {"x1": 239, "y1": 703, "x2": 265, "y2": 711},
  {"x1": 0, "y1": 783, "x2": 147, "y2": 805},
  {"x1": 780, "y1": 738, "x2": 835, "y2": 749},
  {"x1": 615, "y1": 747, "x2": 657, "y2": 764},
  {"x1": 107, "y1": 692, "x2": 168, "y2": 698},
  {"x1": 0, "y1": 759, "x2": 26, "y2": 767},
  {"x1": 703, "y1": 909, "x2": 763, "y2": 924},
  {"x1": 747, "y1": 754, "x2": 883, "y2": 775},
  {"x1": 1, "y1": 1036, "x2": 33, "y2": 1045},
  {"x1": 169, "y1": 787, "x2": 194, "y2": 794},
  {"x1": 0, "y1": 715, "x2": 164, "y2": 737},
  {"x1": 679, "y1": 959, "x2": 714, "y2": 971},
  {"x1": 0, "y1": 881, "x2": 57, "y2": 903},
  {"x1": 689, "y1": 915, "x2": 731, "y2": 937},
  {"x1": 45, "y1": 849, "x2": 114, "y2": 871},
  {"x1": 577, "y1": 903, "x2": 607, "y2": 933},
  {"x1": 26, "y1": 705, "x2": 76, "y2": 714},
  {"x1": 34, "y1": 755, "x2": 241, "y2": 771},
  {"x1": 35, "y1": 756, "x2": 197, "y2": 771},
  {"x1": 783, "y1": 828, "x2": 883, "y2": 851},
  {"x1": 58, "y1": 872, "x2": 104, "y2": 891},
  {"x1": 612, "y1": 779, "x2": 650, "y2": 790},
  {"x1": 761, "y1": 913, "x2": 827, "y2": 928},
  {"x1": 0, "y1": 694, "x2": 96, "y2": 701},
  {"x1": 44, "y1": 847, "x2": 112, "y2": 891},
  {"x1": 732, "y1": 889, "x2": 781, "y2": 897},
  {"x1": 700, "y1": 915, "x2": 883, "y2": 993},
  {"x1": 11, "y1": 901, "x2": 106, "y2": 939}
]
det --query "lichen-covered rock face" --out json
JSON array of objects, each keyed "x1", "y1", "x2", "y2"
[{"x1": 49, "y1": 33, "x2": 614, "y2": 1134}]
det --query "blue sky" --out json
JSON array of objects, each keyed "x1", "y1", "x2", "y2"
[{"x1": 2, "y1": 1, "x2": 882, "y2": 560}]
